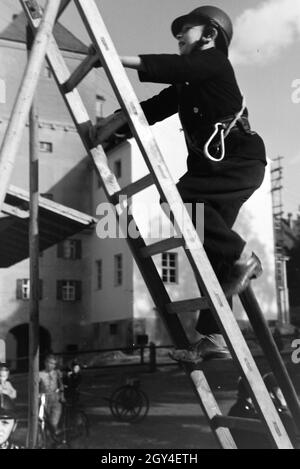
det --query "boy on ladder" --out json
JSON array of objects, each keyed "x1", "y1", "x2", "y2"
[{"x1": 91, "y1": 6, "x2": 267, "y2": 363}]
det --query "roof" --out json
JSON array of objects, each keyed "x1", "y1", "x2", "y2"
[
  {"x1": 0, "y1": 186, "x2": 96, "y2": 267},
  {"x1": 0, "y1": 12, "x2": 88, "y2": 54}
]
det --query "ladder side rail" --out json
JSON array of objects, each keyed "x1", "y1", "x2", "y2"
[
  {"x1": 190, "y1": 370, "x2": 237, "y2": 449},
  {"x1": 240, "y1": 286, "x2": 300, "y2": 431},
  {"x1": 19, "y1": 2, "x2": 96, "y2": 147}
]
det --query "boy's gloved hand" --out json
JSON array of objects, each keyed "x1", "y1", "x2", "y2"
[{"x1": 89, "y1": 111, "x2": 128, "y2": 147}]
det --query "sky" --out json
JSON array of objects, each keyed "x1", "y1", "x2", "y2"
[{"x1": 1, "y1": 0, "x2": 300, "y2": 217}]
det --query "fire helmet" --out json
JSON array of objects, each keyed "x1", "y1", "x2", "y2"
[{"x1": 171, "y1": 6, "x2": 233, "y2": 55}]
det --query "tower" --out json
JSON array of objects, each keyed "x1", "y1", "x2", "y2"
[{"x1": 271, "y1": 157, "x2": 290, "y2": 327}]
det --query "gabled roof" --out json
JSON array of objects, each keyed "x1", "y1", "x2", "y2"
[
  {"x1": 0, "y1": 186, "x2": 96, "y2": 267},
  {"x1": 0, "y1": 12, "x2": 88, "y2": 54}
]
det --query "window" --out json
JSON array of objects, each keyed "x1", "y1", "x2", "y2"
[
  {"x1": 96, "y1": 94, "x2": 105, "y2": 120},
  {"x1": 16, "y1": 279, "x2": 43, "y2": 300},
  {"x1": 44, "y1": 65, "x2": 52, "y2": 79},
  {"x1": 110, "y1": 324, "x2": 118, "y2": 336},
  {"x1": 114, "y1": 160, "x2": 122, "y2": 179},
  {"x1": 114, "y1": 254, "x2": 123, "y2": 287},
  {"x1": 162, "y1": 253, "x2": 178, "y2": 284},
  {"x1": 96, "y1": 260, "x2": 102, "y2": 290},
  {"x1": 57, "y1": 240, "x2": 82, "y2": 260},
  {"x1": 17, "y1": 279, "x2": 30, "y2": 300},
  {"x1": 39, "y1": 141, "x2": 53, "y2": 153},
  {"x1": 57, "y1": 281, "x2": 82, "y2": 302}
]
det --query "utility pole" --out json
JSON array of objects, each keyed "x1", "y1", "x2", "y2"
[
  {"x1": 26, "y1": 24, "x2": 40, "y2": 450},
  {"x1": 271, "y1": 157, "x2": 290, "y2": 328}
]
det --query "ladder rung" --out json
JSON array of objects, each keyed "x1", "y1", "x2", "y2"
[
  {"x1": 111, "y1": 174, "x2": 154, "y2": 204},
  {"x1": 140, "y1": 237, "x2": 184, "y2": 258},
  {"x1": 167, "y1": 297, "x2": 209, "y2": 314},
  {"x1": 61, "y1": 47, "x2": 99, "y2": 94},
  {"x1": 212, "y1": 415, "x2": 266, "y2": 434}
]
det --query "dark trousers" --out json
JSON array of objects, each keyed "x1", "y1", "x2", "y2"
[{"x1": 176, "y1": 157, "x2": 266, "y2": 335}]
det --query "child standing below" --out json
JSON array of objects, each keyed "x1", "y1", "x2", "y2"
[
  {"x1": 92, "y1": 6, "x2": 266, "y2": 363},
  {"x1": 39, "y1": 354, "x2": 64, "y2": 435},
  {"x1": 0, "y1": 363, "x2": 17, "y2": 400},
  {"x1": 64, "y1": 359, "x2": 82, "y2": 407}
]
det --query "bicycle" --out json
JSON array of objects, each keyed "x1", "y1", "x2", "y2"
[
  {"x1": 37, "y1": 393, "x2": 89, "y2": 449},
  {"x1": 107, "y1": 378, "x2": 149, "y2": 423}
]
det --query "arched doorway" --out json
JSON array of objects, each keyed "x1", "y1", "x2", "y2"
[{"x1": 8, "y1": 325, "x2": 52, "y2": 372}]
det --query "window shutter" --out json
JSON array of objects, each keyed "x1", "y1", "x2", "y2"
[
  {"x1": 76, "y1": 240, "x2": 82, "y2": 260},
  {"x1": 16, "y1": 279, "x2": 23, "y2": 300},
  {"x1": 39, "y1": 279, "x2": 43, "y2": 300},
  {"x1": 75, "y1": 281, "x2": 82, "y2": 301},
  {"x1": 57, "y1": 243, "x2": 64, "y2": 258},
  {"x1": 57, "y1": 281, "x2": 63, "y2": 300}
]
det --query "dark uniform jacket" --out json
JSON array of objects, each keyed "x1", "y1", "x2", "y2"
[{"x1": 138, "y1": 47, "x2": 266, "y2": 174}]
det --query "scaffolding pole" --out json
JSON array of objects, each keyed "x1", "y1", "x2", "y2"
[
  {"x1": 0, "y1": 0, "x2": 61, "y2": 210},
  {"x1": 26, "y1": 25, "x2": 40, "y2": 450}
]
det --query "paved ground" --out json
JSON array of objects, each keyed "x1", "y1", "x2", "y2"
[{"x1": 11, "y1": 352, "x2": 300, "y2": 450}]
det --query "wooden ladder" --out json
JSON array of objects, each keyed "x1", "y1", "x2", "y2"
[{"x1": 6, "y1": 0, "x2": 300, "y2": 448}]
